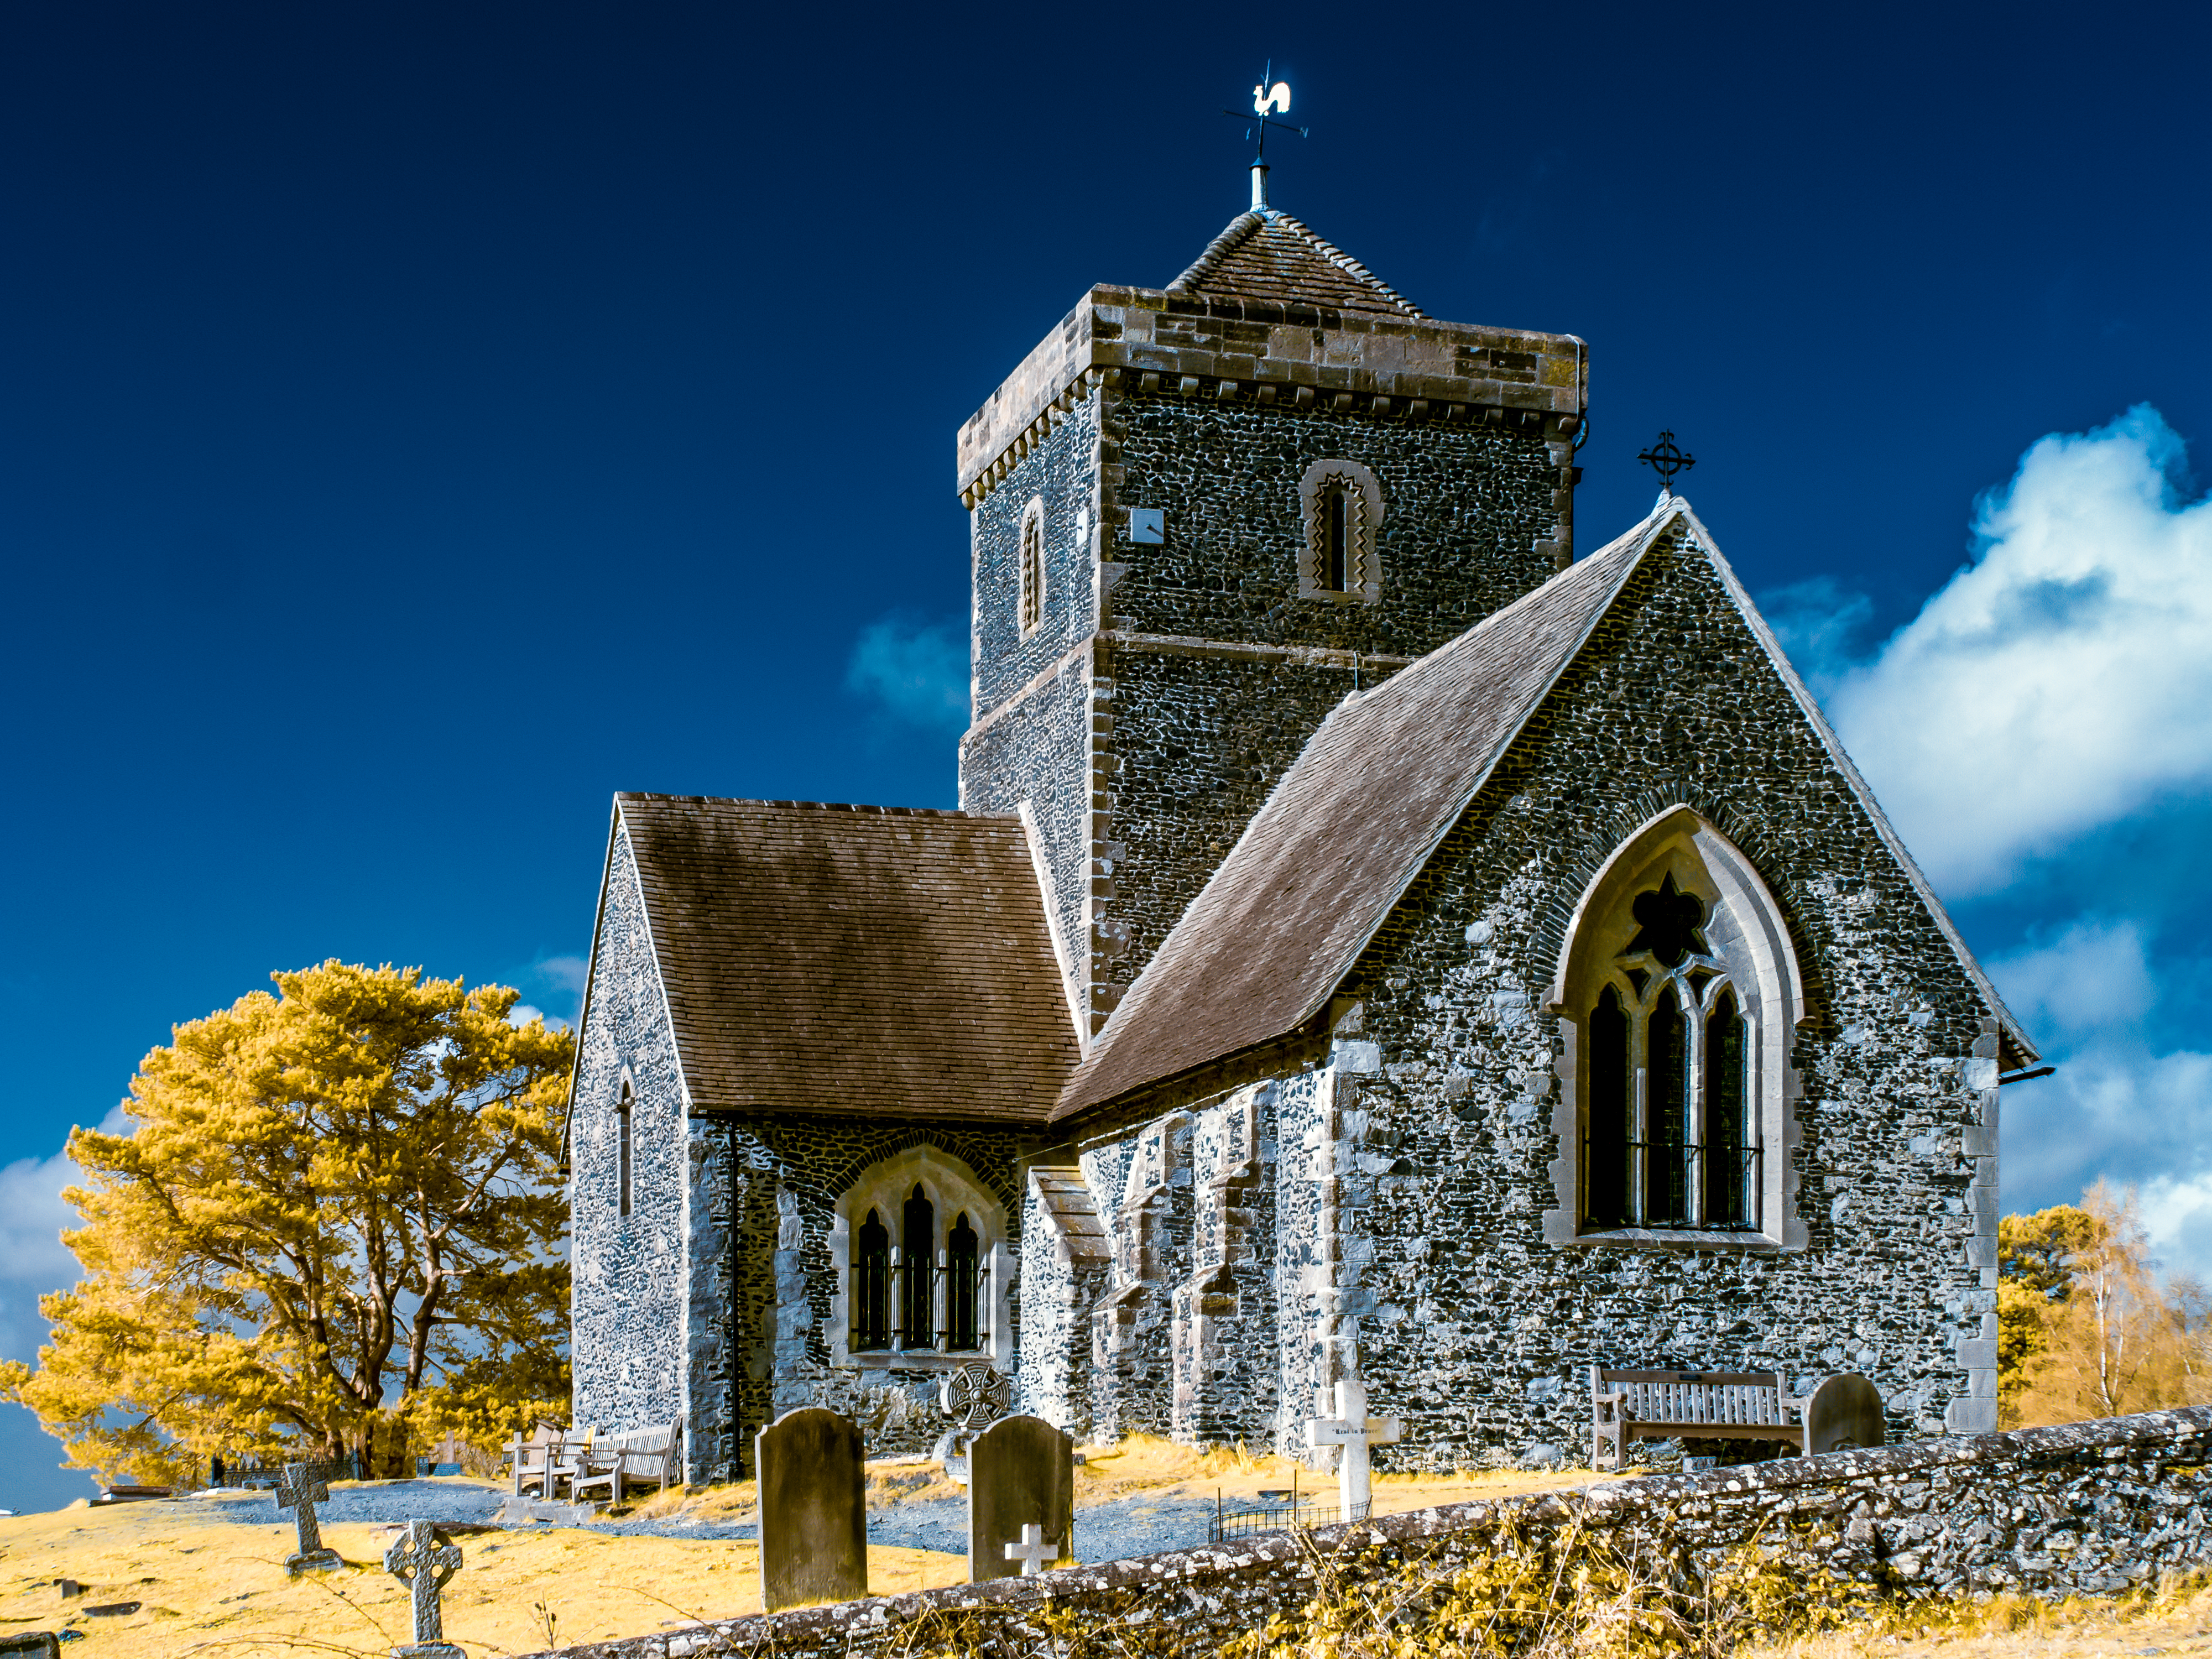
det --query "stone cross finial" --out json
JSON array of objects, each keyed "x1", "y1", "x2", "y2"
[
  {"x1": 1003, "y1": 1522, "x2": 1057, "y2": 1577},
  {"x1": 1305, "y1": 1379, "x2": 1404, "y2": 1522},
  {"x1": 276, "y1": 1462, "x2": 342, "y2": 1575},
  {"x1": 383, "y1": 1519, "x2": 465, "y2": 1659}
]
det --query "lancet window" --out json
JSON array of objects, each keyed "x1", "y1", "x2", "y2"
[
  {"x1": 1019, "y1": 498, "x2": 1045, "y2": 635},
  {"x1": 833, "y1": 1148, "x2": 1006, "y2": 1363},
  {"x1": 615, "y1": 1081, "x2": 633, "y2": 1219}
]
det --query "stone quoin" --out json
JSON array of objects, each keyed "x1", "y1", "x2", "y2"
[{"x1": 562, "y1": 175, "x2": 2035, "y2": 1484}]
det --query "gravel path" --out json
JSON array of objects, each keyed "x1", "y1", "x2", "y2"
[{"x1": 187, "y1": 1478, "x2": 1223, "y2": 1563}]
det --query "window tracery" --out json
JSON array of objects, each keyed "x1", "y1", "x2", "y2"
[
  {"x1": 1544, "y1": 808, "x2": 1807, "y2": 1250},
  {"x1": 828, "y1": 1146, "x2": 1010, "y2": 1366}
]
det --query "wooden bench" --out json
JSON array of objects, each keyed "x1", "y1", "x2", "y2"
[
  {"x1": 571, "y1": 1420, "x2": 684, "y2": 1505},
  {"x1": 1590, "y1": 1367, "x2": 1805, "y2": 1471},
  {"x1": 506, "y1": 1425, "x2": 597, "y2": 1500}
]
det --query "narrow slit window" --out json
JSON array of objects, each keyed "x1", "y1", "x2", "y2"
[
  {"x1": 1585, "y1": 985, "x2": 1630, "y2": 1229},
  {"x1": 900, "y1": 1184, "x2": 936, "y2": 1349},
  {"x1": 855, "y1": 1209, "x2": 890, "y2": 1350},
  {"x1": 1020, "y1": 511, "x2": 1043, "y2": 634},
  {"x1": 1324, "y1": 488, "x2": 1350, "y2": 591},
  {"x1": 617, "y1": 1085, "x2": 633, "y2": 1218},
  {"x1": 946, "y1": 1212, "x2": 980, "y2": 1350}
]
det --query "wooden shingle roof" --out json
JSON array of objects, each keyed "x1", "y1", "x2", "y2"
[
  {"x1": 613, "y1": 794, "x2": 1079, "y2": 1124},
  {"x1": 1166, "y1": 208, "x2": 1424, "y2": 317}
]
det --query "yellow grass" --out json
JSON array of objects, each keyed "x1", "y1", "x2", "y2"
[
  {"x1": 1748, "y1": 1572, "x2": 2212, "y2": 1657},
  {"x1": 0, "y1": 1480, "x2": 964, "y2": 1659},
  {"x1": 1073, "y1": 1432, "x2": 1601, "y2": 1515}
]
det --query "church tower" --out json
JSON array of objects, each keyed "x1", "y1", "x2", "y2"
[{"x1": 957, "y1": 164, "x2": 1588, "y2": 1041}]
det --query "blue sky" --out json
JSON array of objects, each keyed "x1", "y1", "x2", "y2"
[{"x1": 3, "y1": 1, "x2": 2209, "y2": 1511}]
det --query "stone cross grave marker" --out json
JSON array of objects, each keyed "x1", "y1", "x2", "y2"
[
  {"x1": 275, "y1": 1462, "x2": 342, "y2": 1575},
  {"x1": 967, "y1": 1413, "x2": 1072, "y2": 1584},
  {"x1": 383, "y1": 1519, "x2": 465, "y2": 1659},
  {"x1": 1003, "y1": 1522, "x2": 1057, "y2": 1577},
  {"x1": 755, "y1": 1407, "x2": 867, "y2": 1613},
  {"x1": 1305, "y1": 1379, "x2": 1402, "y2": 1521}
]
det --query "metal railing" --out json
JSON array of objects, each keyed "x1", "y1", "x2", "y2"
[{"x1": 1208, "y1": 1493, "x2": 1371, "y2": 1543}]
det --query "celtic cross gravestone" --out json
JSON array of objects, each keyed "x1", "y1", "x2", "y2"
[
  {"x1": 275, "y1": 1462, "x2": 342, "y2": 1575},
  {"x1": 383, "y1": 1519, "x2": 465, "y2": 1659}
]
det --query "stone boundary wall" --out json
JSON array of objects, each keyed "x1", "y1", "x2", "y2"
[{"x1": 529, "y1": 1407, "x2": 2212, "y2": 1659}]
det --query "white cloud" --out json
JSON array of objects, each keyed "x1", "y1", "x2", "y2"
[
  {"x1": 844, "y1": 615, "x2": 968, "y2": 733},
  {"x1": 1989, "y1": 920, "x2": 2158, "y2": 1039},
  {"x1": 536, "y1": 955, "x2": 588, "y2": 995},
  {"x1": 2002, "y1": 1044, "x2": 2212, "y2": 1222},
  {"x1": 1823, "y1": 406, "x2": 2212, "y2": 896},
  {"x1": 508, "y1": 1003, "x2": 545, "y2": 1027},
  {"x1": 0, "y1": 1107, "x2": 125, "y2": 1364}
]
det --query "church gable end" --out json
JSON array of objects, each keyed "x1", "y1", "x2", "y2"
[{"x1": 568, "y1": 813, "x2": 696, "y2": 1467}]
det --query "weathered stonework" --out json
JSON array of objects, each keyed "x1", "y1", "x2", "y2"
[
  {"x1": 960, "y1": 367, "x2": 1570, "y2": 1036},
  {"x1": 524, "y1": 1407, "x2": 2212, "y2": 1659},
  {"x1": 571, "y1": 827, "x2": 692, "y2": 1449},
  {"x1": 570, "y1": 827, "x2": 1043, "y2": 1480},
  {"x1": 1055, "y1": 528, "x2": 2001, "y2": 1464}
]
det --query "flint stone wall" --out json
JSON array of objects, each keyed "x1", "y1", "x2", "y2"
[
  {"x1": 570, "y1": 833, "x2": 1036, "y2": 1480},
  {"x1": 571, "y1": 827, "x2": 692, "y2": 1451},
  {"x1": 524, "y1": 1408, "x2": 2212, "y2": 1659},
  {"x1": 1067, "y1": 528, "x2": 1996, "y2": 1460}
]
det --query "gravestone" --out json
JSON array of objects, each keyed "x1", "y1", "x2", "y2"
[
  {"x1": 276, "y1": 1462, "x2": 343, "y2": 1574},
  {"x1": 755, "y1": 1407, "x2": 867, "y2": 1613},
  {"x1": 1803, "y1": 1372, "x2": 1886, "y2": 1455},
  {"x1": 0, "y1": 1632, "x2": 62, "y2": 1657},
  {"x1": 383, "y1": 1519, "x2": 465, "y2": 1659},
  {"x1": 966, "y1": 1414, "x2": 1072, "y2": 1583}
]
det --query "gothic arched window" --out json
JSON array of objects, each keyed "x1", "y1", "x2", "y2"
[
  {"x1": 1019, "y1": 498, "x2": 1045, "y2": 636},
  {"x1": 1546, "y1": 808, "x2": 1806, "y2": 1250},
  {"x1": 855, "y1": 1209, "x2": 891, "y2": 1350},
  {"x1": 832, "y1": 1146, "x2": 1009, "y2": 1364},
  {"x1": 616, "y1": 1081, "x2": 633, "y2": 1218}
]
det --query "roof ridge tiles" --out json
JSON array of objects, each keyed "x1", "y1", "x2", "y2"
[
  {"x1": 1165, "y1": 203, "x2": 1423, "y2": 318},
  {"x1": 614, "y1": 791, "x2": 976, "y2": 820}
]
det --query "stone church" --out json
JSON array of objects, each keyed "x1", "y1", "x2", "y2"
[{"x1": 564, "y1": 164, "x2": 2038, "y2": 1484}]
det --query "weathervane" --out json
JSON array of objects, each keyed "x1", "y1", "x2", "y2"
[
  {"x1": 1637, "y1": 430, "x2": 1696, "y2": 495},
  {"x1": 1222, "y1": 62, "x2": 1307, "y2": 209}
]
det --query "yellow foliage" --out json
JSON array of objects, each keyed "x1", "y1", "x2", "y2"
[
  {"x1": 2008, "y1": 1180, "x2": 2212, "y2": 1427},
  {"x1": 0, "y1": 961, "x2": 575, "y2": 1485}
]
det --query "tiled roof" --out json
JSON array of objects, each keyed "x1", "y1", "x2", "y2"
[
  {"x1": 1056, "y1": 516, "x2": 1653, "y2": 1121},
  {"x1": 1167, "y1": 208, "x2": 1424, "y2": 317},
  {"x1": 1057, "y1": 499, "x2": 2042, "y2": 1121},
  {"x1": 614, "y1": 795, "x2": 1079, "y2": 1124}
]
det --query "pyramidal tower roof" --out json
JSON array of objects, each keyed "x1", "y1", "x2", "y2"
[{"x1": 1166, "y1": 169, "x2": 1423, "y2": 318}]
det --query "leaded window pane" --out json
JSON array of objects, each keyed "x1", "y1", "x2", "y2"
[
  {"x1": 1585, "y1": 984, "x2": 1630, "y2": 1228},
  {"x1": 1647, "y1": 992, "x2": 1690, "y2": 1226}
]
